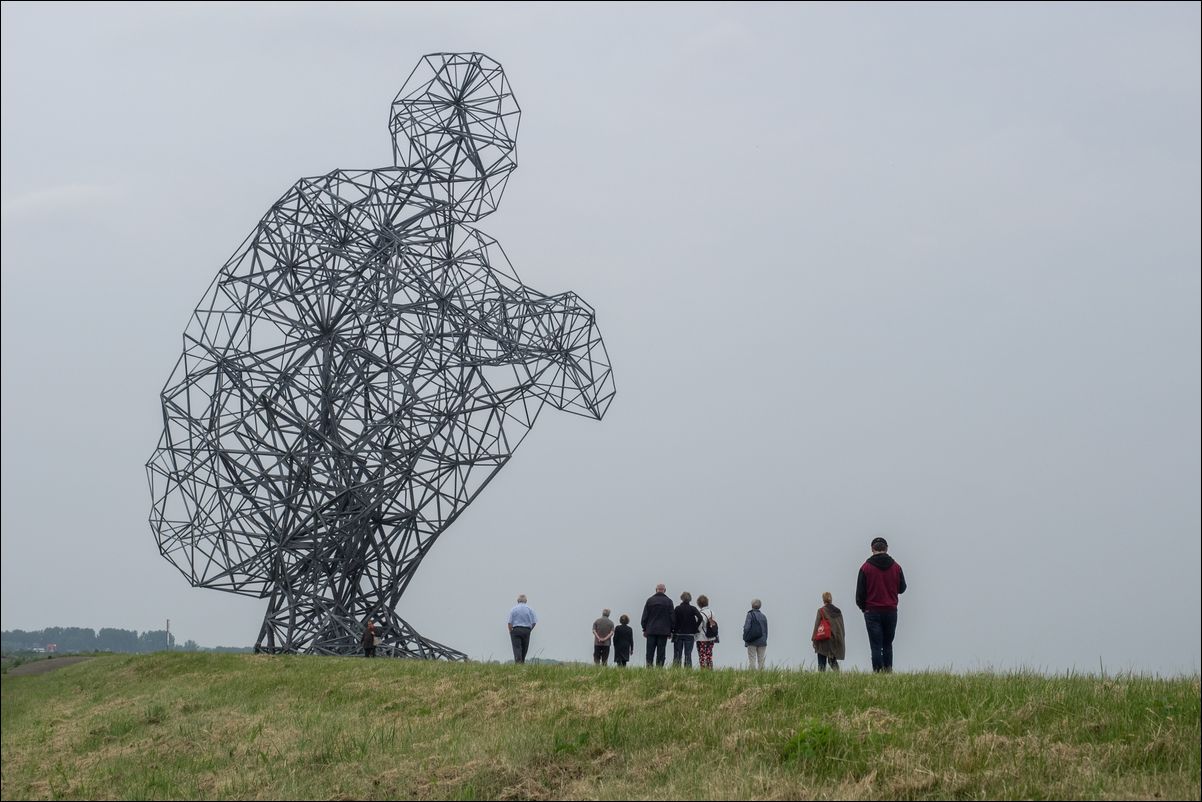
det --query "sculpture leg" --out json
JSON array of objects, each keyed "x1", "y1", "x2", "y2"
[
  {"x1": 374, "y1": 612, "x2": 469, "y2": 661},
  {"x1": 252, "y1": 579, "x2": 467, "y2": 660}
]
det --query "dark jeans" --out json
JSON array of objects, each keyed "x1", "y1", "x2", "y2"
[
  {"x1": 645, "y1": 634, "x2": 669, "y2": 666},
  {"x1": 864, "y1": 610, "x2": 898, "y2": 672},
  {"x1": 364, "y1": 645, "x2": 376, "y2": 658},
  {"x1": 817, "y1": 654, "x2": 839, "y2": 672},
  {"x1": 672, "y1": 634, "x2": 695, "y2": 667},
  {"x1": 593, "y1": 643, "x2": 611, "y2": 665},
  {"x1": 510, "y1": 626, "x2": 531, "y2": 664}
]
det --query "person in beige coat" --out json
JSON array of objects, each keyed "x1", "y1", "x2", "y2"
[{"x1": 811, "y1": 592, "x2": 846, "y2": 671}]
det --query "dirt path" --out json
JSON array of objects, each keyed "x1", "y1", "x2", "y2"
[{"x1": 4, "y1": 656, "x2": 93, "y2": 676}]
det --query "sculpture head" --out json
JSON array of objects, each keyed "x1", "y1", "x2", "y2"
[{"x1": 390, "y1": 52, "x2": 519, "y2": 222}]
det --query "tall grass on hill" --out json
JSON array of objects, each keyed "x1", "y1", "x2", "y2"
[{"x1": 2, "y1": 653, "x2": 1198, "y2": 800}]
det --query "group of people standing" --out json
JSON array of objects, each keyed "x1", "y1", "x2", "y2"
[
  {"x1": 632, "y1": 587, "x2": 722, "y2": 668},
  {"x1": 504, "y1": 537, "x2": 907, "y2": 672},
  {"x1": 620, "y1": 587, "x2": 772, "y2": 670}
]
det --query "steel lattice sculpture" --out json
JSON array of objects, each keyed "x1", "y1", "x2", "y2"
[{"x1": 146, "y1": 53, "x2": 615, "y2": 659}]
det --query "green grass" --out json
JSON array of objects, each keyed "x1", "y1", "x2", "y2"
[{"x1": 2, "y1": 653, "x2": 1198, "y2": 800}]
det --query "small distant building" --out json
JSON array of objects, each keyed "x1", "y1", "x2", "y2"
[{"x1": 45, "y1": 643, "x2": 57, "y2": 653}]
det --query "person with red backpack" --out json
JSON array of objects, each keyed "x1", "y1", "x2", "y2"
[
  {"x1": 810, "y1": 591, "x2": 846, "y2": 671},
  {"x1": 855, "y1": 537, "x2": 907, "y2": 672}
]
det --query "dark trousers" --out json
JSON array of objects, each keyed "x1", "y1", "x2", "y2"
[
  {"x1": 645, "y1": 634, "x2": 669, "y2": 666},
  {"x1": 364, "y1": 645, "x2": 376, "y2": 658},
  {"x1": 864, "y1": 610, "x2": 898, "y2": 672},
  {"x1": 593, "y1": 643, "x2": 611, "y2": 665},
  {"x1": 510, "y1": 626, "x2": 531, "y2": 664},
  {"x1": 817, "y1": 654, "x2": 839, "y2": 672},
  {"x1": 672, "y1": 634, "x2": 695, "y2": 667}
]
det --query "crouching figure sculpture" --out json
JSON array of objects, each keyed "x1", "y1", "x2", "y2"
[{"x1": 147, "y1": 53, "x2": 615, "y2": 658}]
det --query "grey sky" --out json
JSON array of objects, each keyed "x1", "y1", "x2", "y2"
[{"x1": 2, "y1": 2, "x2": 1198, "y2": 673}]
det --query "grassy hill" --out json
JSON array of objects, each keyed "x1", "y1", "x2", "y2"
[{"x1": 2, "y1": 653, "x2": 1198, "y2": 800}]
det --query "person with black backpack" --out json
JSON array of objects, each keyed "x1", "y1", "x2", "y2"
[
  {"x1": 696, "y1": 594, "x2": 719, "y2": 670},
  {"x1": 742, "y1": 599, "x2": 768, "y2": 670}
]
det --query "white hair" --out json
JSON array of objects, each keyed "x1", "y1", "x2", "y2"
[
  {"x1": 517, "y1": 594, "x2": 527, "y2": 603},
  {"x1": 751, "y1": 598, "x2": 762, "y2": 610}
]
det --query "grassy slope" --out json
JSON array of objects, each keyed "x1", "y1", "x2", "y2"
[{"x1": 1, "y1": 653, "x2": 1198, "y2": 801}]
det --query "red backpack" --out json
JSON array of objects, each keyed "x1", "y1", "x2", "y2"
[{"x1": 812, "y1": 608, "x2": 832, "y2": 642}]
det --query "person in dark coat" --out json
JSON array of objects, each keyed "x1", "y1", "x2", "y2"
[
  {"x1": 811, "y1": 591, "x2": 846, "y2": 671},
  {"x1": 613, "y1": 614, "x2": 634, "y2": 667},
  {"x1": 671, "y1": 591, "x2": 703, "y2": 668},
  {"x1": 361, "y1": 620, "x2": 377, "y2": 658},
  {"x1": 640, "y1": 583, "x2": 673, "y2": 667}
]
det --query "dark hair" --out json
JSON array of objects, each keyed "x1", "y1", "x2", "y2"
[
  {"x1": 871, "y1": 536, "x2": 888, "y2": 551},
  {"x1": 619, "y1": 614, "x2": 630, "y2": 625},
  {"x1": 697, "y1": 594, "x2": 709, "y2": 607}
]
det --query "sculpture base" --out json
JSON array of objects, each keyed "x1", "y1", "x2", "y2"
[{"x1": 254, "y1": 609, "x2": 468, "y2": 661}]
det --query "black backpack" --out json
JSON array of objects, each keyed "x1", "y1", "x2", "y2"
[
  {"x1": 704, "y1": 612, "x2": 719, "y2": 641},
  {"x1": 745, "y1": 612, "x2": 762, "y2": 643}
]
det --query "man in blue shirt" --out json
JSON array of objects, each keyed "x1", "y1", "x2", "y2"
[{"x1": 507, "y1": 594, "x2": 539, "y2": 664}]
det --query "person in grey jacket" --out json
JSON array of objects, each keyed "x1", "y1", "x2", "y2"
[
  {"x1": 592, "y1": 608, "x2": 615, "y2": 666},
  {"x1": 742, "y1": 598, "x2": 768, "y2": 670}
]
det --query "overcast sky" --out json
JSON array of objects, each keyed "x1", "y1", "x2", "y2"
[{"x1": 2, "y1": 2, "x2": 1198, "y2": 674}]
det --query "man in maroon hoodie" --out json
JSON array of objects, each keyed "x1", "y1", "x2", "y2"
[{"x1": 855, "y1": 537, "x2": 907, "y2": 673}]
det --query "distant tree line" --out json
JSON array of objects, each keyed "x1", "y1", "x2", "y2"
[{"x1": 1, "y1": 627, "x2": 252, "y2": 654}]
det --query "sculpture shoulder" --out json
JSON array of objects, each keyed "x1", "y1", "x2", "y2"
[
  {"x1": 267, "y1": 167, "x2": 416, "y2": 216},
  {"x1": 220, "y1": 167, "x2": 434, "y2": 272}
]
